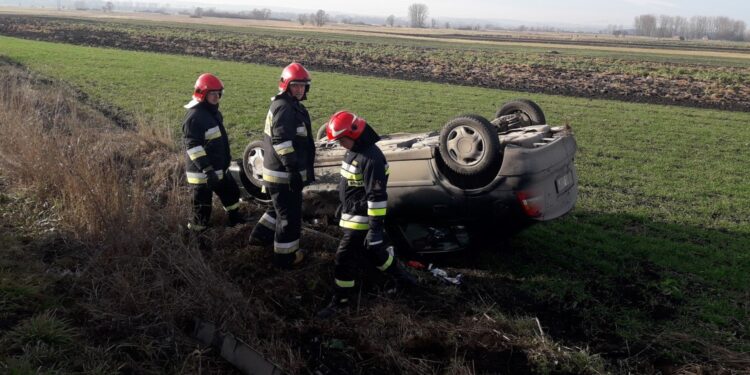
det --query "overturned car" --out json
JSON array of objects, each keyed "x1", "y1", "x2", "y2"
[{"x1": 229, "y1": 99, "x2": 578, "y2": 253}]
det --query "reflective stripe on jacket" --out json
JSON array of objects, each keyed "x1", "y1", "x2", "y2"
[
  {"x1": 338, "y1": 142, "x2": 389, "y2": 231},
  {"x1": 182, "y1": 101, "x2": 232, "y2": 183},
  {"x1": 261, "y1": 92, "x2": 315, "y2": 185}
]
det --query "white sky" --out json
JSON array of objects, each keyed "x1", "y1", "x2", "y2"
[{"x1": 207, "y1": 0, "x2": 750, "y2": 27}]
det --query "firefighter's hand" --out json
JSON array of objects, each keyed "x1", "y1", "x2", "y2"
[
  {"x1": 365, "y1": 230, "x2": 384, "y2": 248},
  {"x1": 288, "y1": 170, "x2": 303, "y2": 192},
  {"x1": 204, "y1": 168, "x2": 220, "y2": 190}
]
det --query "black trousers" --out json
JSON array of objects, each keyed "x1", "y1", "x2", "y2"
[
  {"x1": 191, "y1": 172, "x2": 241, "y2": 228},
  {"x1": 249, "y1": 184, "x2": 302, "y2": 265},
  {"x1": 334, "y1": 228, "x2": 393, "y2": 290}
]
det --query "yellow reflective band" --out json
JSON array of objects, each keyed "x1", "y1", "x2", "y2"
[
  {"x1": 224, "y1": 202, "x2": 240, "y2": 211},
  {"x1": 205, "y1": 126, "x2": 221, "y2": 140},
  {"x1": 367, "y1": 208, "x2": 387, "y2": 216},
  {"x1": 274, "y1": 239, "x2": 300, "y2": 254},
  {"x1": 339, "y1": 219, "x2": 369, "y2": 230},
  {"x1": 335, "y1": 279, "x2": 355, "y2": 288},
  {"x1": 274, "y1": 141, "x2": 295, "y2": 155},
  {"x1": 186, "y1": 172, "x2": 208, "y2": 184},
  {"x1": 377, "y1": 254, "x2": 394, "y2": 271},
  {"x1": 385, "y1": 166, "x2": 390, "y2": 175},
  {"x1": 277, "y1": 147, "x2": 294, "y2": 156},
  {"x1": 187, "y1": 146, "x2": 207, "y2": 160},
  {"x1": 340, "y1": 169, "x2": 363, "y2": 181}
]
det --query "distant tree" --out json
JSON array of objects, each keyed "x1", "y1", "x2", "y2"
[
  {"x1": 430, "y1": 18, "x2": 437, "y2": 28},
  {"x1": 634, "y1": 13, "x2": 745, "y2": 41},
  {"x1": 193, "y1": 7, "x2": 203, "y2": 18},
  {"x1": 634, "y1": 14, "x2": 657, "y2": 36},
  {"x1": 408, "y1": 3, "x2": 428, "y2": 28},
  {"x1": 73, "y1": 0, "x2": 87, "y2": 10},
  {"x1": 298, "y1": 14, "x2": 308, "y2": 25},
  {"x1": 251, "y1": 8, "x2": 270, "y2": 20},
  {"x1": 312, "y1": 9, "x2": 328, "y2": 27},
  {"x1": 444, "y1": 21, "x2": 450, "y2": 29},
  {"x1": 102, "y1": 1, "x2": 113, "y2": 12},
  {"x1": 386, "y1": 14, "x2": 395, "y2": 27}
]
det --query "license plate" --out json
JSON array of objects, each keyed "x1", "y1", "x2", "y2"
[{"x1": 555, "y1": 171, "x2": 573, "y2": 194}]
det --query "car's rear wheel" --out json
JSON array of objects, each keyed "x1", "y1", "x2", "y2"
[
  {"x1": 438, "y1": 114, "x2": 501, "y2": 177},
  {"x1": 495, "y1": 99, "x2": 546, "y2": 128},
  {"x1": 241, "y1": 140, "x2": 270, "y2": 202}
]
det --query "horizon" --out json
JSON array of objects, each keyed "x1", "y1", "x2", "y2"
[
  {"x1": 186, "y1": 0, "x2": 750, "y2": 28},
  {"x1": 5, "y1": 0, "x2": 750, "y2": 29}
]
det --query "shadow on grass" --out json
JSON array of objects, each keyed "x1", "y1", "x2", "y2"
[{"x1": 417, "y1": 210, "x2": 749, "y2": 371}]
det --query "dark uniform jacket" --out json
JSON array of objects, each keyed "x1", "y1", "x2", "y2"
[
  {"x1": 182, "y1": 102, "x2": 232, "y2": 182},
  {"x1": 261, "y1": 91, "x2": 315, "y2": 185},
  {"x1": 338, "y1": 126, "x2": 389, "y2": 232}
]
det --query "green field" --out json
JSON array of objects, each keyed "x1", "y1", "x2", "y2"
[{"x1": 2, "y1": 34, "x2": 749, "y2": 370}]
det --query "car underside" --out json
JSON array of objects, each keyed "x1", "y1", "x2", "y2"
[{"x1": 230, "y1": 99, "x2": 578, "y2": 253}]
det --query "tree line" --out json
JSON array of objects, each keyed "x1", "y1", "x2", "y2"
[{"x1": 633, "y1": 14, "x2": 746, "y2": 41}]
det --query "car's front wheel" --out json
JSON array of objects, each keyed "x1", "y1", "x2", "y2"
[
  {"x1": 438, "y1": 114, "x2": 501, "y2": 178},
  {"x1": 241, "y1": 140, "x2": 271, "y2": 202}
]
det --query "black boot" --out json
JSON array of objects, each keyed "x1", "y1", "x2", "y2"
[
  {"x1": 386, "y1": 262, "x2": 417, "y2": 291},
  {"x1": 227, "y1": 209, "x2": 247, "y2": 227},
  {"x1": 316, "y1": 289, "x2": 351, "y2": 319}
]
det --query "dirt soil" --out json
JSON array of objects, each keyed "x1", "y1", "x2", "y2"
[{"x1": 1, "y1": 15, "x2": 749, "y2": 112}]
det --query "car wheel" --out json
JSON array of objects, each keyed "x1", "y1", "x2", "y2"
[
  {"x1": 438, "y1": 114, "x2": 501, "y2": 177},
  {"x1": 495, "y1": 99, "x2": 546, "y2": 128},
  {"x1": 241, "y1": 140, "x2": 271, "y2": 202},
  {"x1": 316, "y1": 122, "x2": 328, "y2": 140}
]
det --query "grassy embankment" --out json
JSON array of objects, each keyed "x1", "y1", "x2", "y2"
[{"x1": 1, "y1": 35, "x2": 748, "y2": 373}]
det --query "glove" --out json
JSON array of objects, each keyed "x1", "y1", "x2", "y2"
[
  {"x1": 365, "y1": 229, "x2": 384, "y2": 249},
  {"x1": 204, "y1": 168, "x2": 220, "y2": 190},
  {"x1": 287, "y1": 168, "x2": 303, "y2": 192}
]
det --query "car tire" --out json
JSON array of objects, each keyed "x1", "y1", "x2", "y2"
[
  {"x1": 241, "y1": 140, "x2": 271, "y2": 202},
  {"x1": 438, "y1": 114, "x2": 501, "y2": 177},
  {"x1": 495, "y1": 99, "x2": 546, "y2": 127}
]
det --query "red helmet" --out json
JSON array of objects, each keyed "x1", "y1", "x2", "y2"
[
  {"x1": 193, "y1": 73, "x2": 224, "y2": 103},
  {"x1": 278, "y1": 62, "x2": 311, "y2": 93},
  {"x1": 326, "y1": 111, "x2": 366, "y2": 141}
]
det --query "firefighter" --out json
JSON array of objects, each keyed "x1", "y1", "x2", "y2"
[
  {"x1": 182, "y1": 73, "x2": 245, "y2": 232},
  {"x1": 248, "y1": 62, "x2": 315, "y2": 269},
  {"x1": 317, "y1": 111, "x2": 416, "y2": 319}
]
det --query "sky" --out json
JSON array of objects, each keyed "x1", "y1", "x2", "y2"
[{"x1": 210, "y1": 0, "x2": 750, "y2": 27}]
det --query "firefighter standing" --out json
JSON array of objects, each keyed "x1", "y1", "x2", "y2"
[
  {"x1": 249, "y1": 62, "x2": 315, "y2": 269},
  {"x1": 317, "y1": 111, "x2": 416, "y2": 319},
  {"x1": 182, "y1": 73, "x2": 245, "y2": 232}
]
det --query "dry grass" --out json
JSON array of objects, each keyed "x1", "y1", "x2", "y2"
[{"x1": 0, "y1": 61, "x2": 302, "y2": 373}]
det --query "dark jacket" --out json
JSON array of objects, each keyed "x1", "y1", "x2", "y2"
[
  {"x1": 182, "y1": 101, "x2": 232, "y2": 174},
  {"x1": 338, "y1": 126, "x2": 389, "y2": 232},
  {"x1": 261, "y1": 92, "x2": 315, "y2": 185}
]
